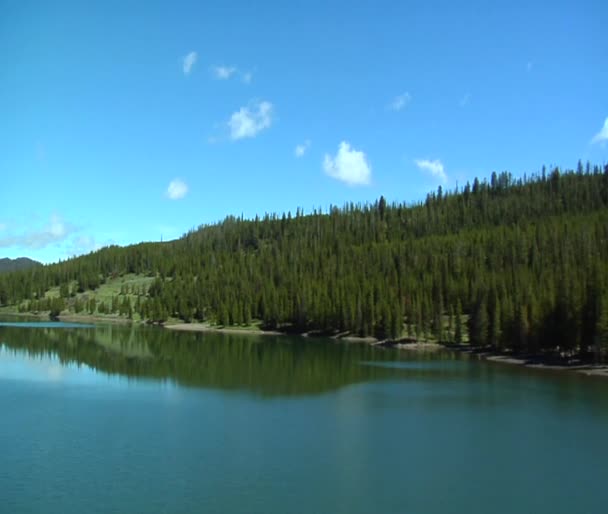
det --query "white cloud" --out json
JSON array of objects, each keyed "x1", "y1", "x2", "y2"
[
  {"x1": 182, "y1": 51, "x2": 197, "y2": 75},
  {"x1": 323, "y1": 141, "x2": 372, "y2": 186},
  {"x1": 389, "y1": 92, "x2": 412, "y2": 111},
  {"x1": 295, "y1": 140, "x2": 311, "y2": 157},
  {"x1": 167, "y1": 179, "x2": 188, "y2": 200},
  {"x1": 591, "y1": 117, "x2": 608, "y2": 145},
  {"x1": 228, "y1": 100, "x2": 273, "y2": 140},
  {"x1": 212, "y1": 66, "x2": 253, "y2": 84},
  {"x1": 0, "y1": 214, "x2": 75, "y2": 249},
  {"x1": 415, "y1": 158, "x2": 447, "y2": 183},
  {"x1": 459, "y1": 93, "x2": 471, "y2": 107},
  {"x1": 213, "y1": 65, "x2": 236, "y2": 79},
  {"x1": 49, "y1": 214, "x2": 66, "y2": 238}
]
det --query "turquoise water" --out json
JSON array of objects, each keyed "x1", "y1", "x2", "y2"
[
  {"x1": 1, "y1": 321, "x2": 607, "y2": 513},
  {"x1": 0, "y1": 321, "x2": 95, "y2": 328}
]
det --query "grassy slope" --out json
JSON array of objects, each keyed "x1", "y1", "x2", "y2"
[{"x1": 1, "y1": 274, "x2": 156, "y2": 322}]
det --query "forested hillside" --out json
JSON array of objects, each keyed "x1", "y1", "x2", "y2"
[{"x1": 2, "y1": 164, "x2": 608, "y2": 358}]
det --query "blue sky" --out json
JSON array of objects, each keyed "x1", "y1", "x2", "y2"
[{"x1": 1, "y1": 0, "x2": 607, "y2": 264}]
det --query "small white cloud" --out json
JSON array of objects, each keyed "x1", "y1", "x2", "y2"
[
  {"x1": 323, "y1": 141, "x2": 372, "y2": 186},
  {"x1": 415, "y1": 158, "x2": 447, "y2": 183},
  {"x1": 591, "y1": 117, "x2": 608, "y2": 145},
  {"x1": 459, "y1": 93, "x2": 471, "y2": 107},
  {"x1": 389, "y1": 92, "x2": 412, "y2": 111},
  {"x1": 212, "y1": 66, "x2": 253, "y2": 84},
  {"x1": 182, "y1": 51, "x2": 197, "y2": 75},
  {"x1": 49, "y1": 214, "x2": 66, "y2": 238},
  {"x1": 213, "y1": 65, "x2": 236, "y2": 79},
  {"x1": 295, "y1": 140, "x2": 311, "y2": 158},
  {"x1": 167, "y1": 179, "x2": 188, "y2": 200},
  {"x1": 228, "y1": 100, "x2": 273, "y2": 140}
]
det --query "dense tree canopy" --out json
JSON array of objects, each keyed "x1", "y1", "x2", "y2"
[{"x1": 1, "y1": 164, "x2": 608, "y2": 359}]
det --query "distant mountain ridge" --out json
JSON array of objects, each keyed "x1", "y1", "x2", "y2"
[{"x1": 0, "y1": 257, "x2": 42, "y2": 273}]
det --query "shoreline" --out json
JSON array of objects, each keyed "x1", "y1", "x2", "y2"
[
  {"x1": 2, "y1": 312, "x2": 606, "y2": 377},
  {"x1": 165, "y1": 322, "x2": 376, "y2": 342},
  {"x1": 165, "y1": 323, "x2": 283, "y2": 336},
  {"x1": 450, "y1": 346, "x2": 608, "y2": 378},
  {"x1": 0, "y1": 310, "x2": 136, "y2": 325},
  {"x1": 164, "y1": 322, "x2": 445, "y2": 350},
  {"x1": 59, "y1": 314, "x2": 135, "y2": 325}
]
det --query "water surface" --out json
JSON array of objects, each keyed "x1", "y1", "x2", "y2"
[{"x1": 1, "y1": 321, "x2": 607, "y2": 513}]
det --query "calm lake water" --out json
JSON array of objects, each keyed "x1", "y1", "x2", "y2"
[{"x1": 1, "y1": 320, "x2": 607, "y2": 514}]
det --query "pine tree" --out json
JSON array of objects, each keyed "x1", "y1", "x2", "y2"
[
  {"x1": 454, "y1": 300, "x2": 464, "y2": 345},
  {"x1": 468, "y1": 296, "x2": 488, "y2": 347},
  {"x1": 488, "y1": 294, "x2": 501, "y2": 349}
]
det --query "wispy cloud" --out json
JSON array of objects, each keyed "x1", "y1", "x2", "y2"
[
  {"x1": 166, "y1": 179, "x2": 189, "y2": 200},
  {"x1": 459, "y1": 93, "x2": 471, "y2": 107},
  {"x1": 591, "y1": 117, "x2": 608, "y2": 145},
  {"x1": 389, "y1": 92, "x2": 412, "y2": 112},
  {"x1": 182, "y1": 51, "x2": 197, "y2": 75},
  {"x1": 295, "y1": 140, "x2": 311, "y2": 157},
  {"x1": 0, "y1": 214, "x2": 76, "y2": 249},
  {"x1": 415, "y1": 158, "x2": 447, "y2": 183},
  {"x1": 212, "y1": 65, "x2": 253, "y2": 84},
  {"x1": 323, "y1": 142, "x2": 372, "y2": 186},
  {"x1": 66, "y1": 235, "x2": 100, "y2": 257},
  {"x1": 228, "y1": 100, "x2": 273, "y2": 140},
  {"x1": 213, "y1": 65, "x2": 237, "y2": 79}
]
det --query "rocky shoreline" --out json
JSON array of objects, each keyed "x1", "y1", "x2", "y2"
[{"x1": 452, "y1": 346, "x2": 608, "y2": 378}]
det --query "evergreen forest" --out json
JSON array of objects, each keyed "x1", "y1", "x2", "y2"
[{"x1": 2, "y1": 163, "x2": 608, "y2": 360}]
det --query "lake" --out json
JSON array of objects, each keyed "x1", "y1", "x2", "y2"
[{"x1": 1, "y1": 321, "x2": 607, "y2": 514}]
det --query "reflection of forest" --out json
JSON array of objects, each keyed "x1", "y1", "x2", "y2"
[{"x1": 0, "y1": 324, "x2": 461, "y2": 395}]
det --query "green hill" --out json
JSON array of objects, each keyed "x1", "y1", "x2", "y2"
[{"x1": 1, "y1": 164, "x2": 607, "y2": 359}]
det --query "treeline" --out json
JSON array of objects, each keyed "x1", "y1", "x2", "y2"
[{"x1": 1, "y1": 163, "x2": 608, "y2": 359}]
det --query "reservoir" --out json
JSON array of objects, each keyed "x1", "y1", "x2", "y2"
[{"x1": 1, "y1": 321, "x2": 607, "y2": 513}]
